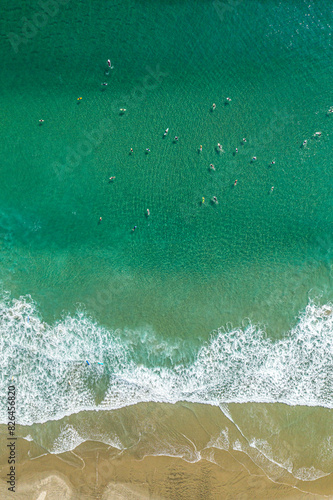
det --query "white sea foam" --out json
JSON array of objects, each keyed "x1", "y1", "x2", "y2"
[
  {"x1": 0, "y1": 293, "x2": 333, "y2": 429},
  {"x1": 206, "y1": 428, "x2": 229, "y2": 451},
  {"x1": 23, "y1": 434, "x2": 34, "y2": 442},
  {"x1": 50, "y1": 425, "x2": 85, "y2": 454}
]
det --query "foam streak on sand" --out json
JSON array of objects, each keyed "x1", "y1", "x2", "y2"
[{"x1": 0, "y1": 293, "x2": 332, "y2": 426}]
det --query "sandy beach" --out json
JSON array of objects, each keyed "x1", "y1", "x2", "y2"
[
  {"x1": 1, "y1": 440, "x2": 332, "y2": 499},
  {"x1": 1, "y1": 403, "x2": 333, "y2": 499}
]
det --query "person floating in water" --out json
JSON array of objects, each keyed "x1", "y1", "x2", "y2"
[
  {"x1": 146, "y1": 148, "x2": 150, "y2": 153},
  {"x1": 252, "y1": 156, "x2": 257, "y2": 162},
  {"x1": 210, "y1": 164, "x2": 215, "y2": 171},
  {"x1": 234, "y1": 179, "x2": 238, "y2": 186},
  {"x1": 199, "y1": 145, "x2": 202, "y2": 152},
  {"x1": 39, "y1": 119, "x2": 44, "y2": 124},
  {"x1": 271, "y1": 160, "x2": 275, "y2": 165},
  {"x1": 131, "y1": 226, "x2": 137, "y2": 232},
  {"x1": 164, "y1": 128, "x2": 169, "y2": 136},
  {"x1": 212, "y1": 196, "x2": 218, "y2": 204},
  {"x1": 109, "y1": 176, "x2": 116, "y2": 182},
  {"x1": 101, "y1": 82, "x2": 108, "y2": 86},
  {"x1": 235, "y1": 148, "x2": 238, "y2": 154},
  {"x1": 217, "y1": 143, "x2": 223, "y2": 152},
  {"x1": 77, "y1": 97, "x2": 82, "y2": 102},
  {"x1": 225, "y1": 97, "x2": 231, "y2": 103},
  {"x1": 120, "y1": 108, "x2": 126, "y2": 113},
  {"x1": 314, "y1": 131, "x2": 322, "y2": 137},
  {"x1": 174, "y1": 136, "x2": 179, "y2": 141},
  {"x1": 146, "y1": 209, "x2": 150, "y2": 216},
  {"x1": 130, "y1": 148, "x2": 133, "y2": 154},
  {"x1": 99, "y1": 217, "x2": 102, "y2": 223},
  {"x1": 242, "y1": 138, "x2": 247, "y2": 143},
  {"x1": 302, "y1": 140, "x2": 307, "y2": 147},
  {"x1": 271, "y1": 186, "x2": 274, "y2": 192},
  {"x1": 212, "y1": 103, "x2": 216, "y2": 110},
  {"x1": 107, "y1": 59, "x2": 114, "y2": 69}
]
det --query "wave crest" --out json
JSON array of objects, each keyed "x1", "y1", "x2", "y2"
[{"x1": 0, "y1": 293, "x2": 332, "y2": 425}]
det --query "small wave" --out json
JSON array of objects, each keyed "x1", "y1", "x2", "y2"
[{"x1": 0, "y1": 293, "x2": 332, "y2": 426}]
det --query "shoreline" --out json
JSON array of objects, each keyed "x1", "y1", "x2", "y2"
[
  {"x1": 1, "y1": 402, "x2": 333, "y2": 499},
  {"x1": 0, "y1": 439, "x2": 332, "y2": 499}
]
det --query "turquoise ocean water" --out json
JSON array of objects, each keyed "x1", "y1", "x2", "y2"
[{"x1": 1, "y1": 0, "x2": 333, "y2": 486}]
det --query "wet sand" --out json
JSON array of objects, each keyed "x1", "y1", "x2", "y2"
[
  {"x1": 0, "y1": 403, "x2": 332, "y2": 499},
  {"x1": 0, "y1": 440, "x2": 332, "y2": 499}
]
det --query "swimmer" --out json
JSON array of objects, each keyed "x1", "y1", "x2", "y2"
[
  {"x1": 131, "y1": 226, "x2": 137, "y2": 232},
  {"x1": 314, "y1": 131, "x2": 322, "y2": 137},
  {"x1": 302, "y1": 140, "x2": 307, "y2": 147},
  {"x1": 217, "y1": 143, "x2": 223, "y2": 151},
  {"x1": 212, "y1": 103, "x2": 216, "y2": 110},
  {"x1": 202, "y1": 197, "x2": 205, "y2": 204},
  {"x1": 39, "y1": 119, "x2": 44, "y2": 124},
  {"x1": 107, "y1": 59, "x2": 114, "y2": 69},
  {"x1": 101, "y1": 82, "x2": 108, "y2": 86},
  {"x1": 130, "y1": 148, "x2": 133, "y2": 154},
  {"x1": 164, "y1": 128, "x2": 169, "y2": 136},
  {"x1": 199, "y1": 145, "x2": 202, "y2": 152},
  {"x1": 252, "y1": 156, "x2": 257, "y2": 162},
  {"x1": 271, "y1": 161, "x2": 275, "y2": 165},
  {"x1": 146, "y1": 148, "x2": 150, "y2": 153},
  {"x1": 226, "y1": 97, "x2": 231, "y2": 103},
  {"x1": 146, "y1": 209, "x2": 150, "y2": 216},
  {"x1": 327, "y1": 107, "x2": 333, "y2": 114},
  {"x1": 242, "y1": 138, "x2": 247, "y2": 143},
  {"x1": 271, "y1": 186, "x2": 274, "y2": 192},
  {"x1": 120, "y1": 108, "x2": 126, "y2": 113},
  {"x1": 235, "y1": 148, "x2": 238, "y2": 153},
  {"x1": 99, "y1": 217, "x2": 102, "y2": 223},
  {"x1": 234, "y1": 179, "x2": 238, "y2": 186},
  {"x1": 210, "y1": 164, "x2": 215, "y2": 171},
  {"x1": 109, "y1": 176, "x2": 116, "y2": 181},
  {"x1": 212, "y1": 196, "x2": 218, "y2": 204},
  {"x1": 77, "y1": 97, "x2": 82, "y2": 101},
  {"x1": 174, "y1": 136, "x2": 179, "y2": 141},
  {"x1": 68, "y1": 381, "x2": 71, "y2": 385}
]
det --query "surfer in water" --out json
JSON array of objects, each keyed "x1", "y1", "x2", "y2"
[{"x1": 105, "y1": 59, "x2": 114, "y2": 75}]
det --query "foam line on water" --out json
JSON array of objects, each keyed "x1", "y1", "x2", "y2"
[{"x1": 1, "y1": 292, "x2": 333, "y2": 427}]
